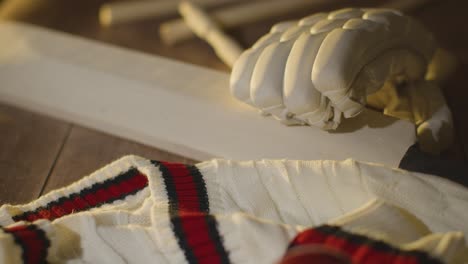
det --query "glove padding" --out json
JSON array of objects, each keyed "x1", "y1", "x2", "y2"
[{"x1": 230, "y1": 8, "x2": 454, "y2": 153}]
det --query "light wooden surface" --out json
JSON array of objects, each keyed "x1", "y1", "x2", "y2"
[{"x1": 0, "y1": 0, "x2": 467, "y2": 205}]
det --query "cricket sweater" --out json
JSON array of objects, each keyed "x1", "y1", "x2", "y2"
[{"x1": 0, "y1": 155, "x2": 466, "y2": 263}]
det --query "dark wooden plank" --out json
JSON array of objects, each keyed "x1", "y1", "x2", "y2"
[
  {"x1": 41, "y1": 126, "x2": 196, "y2": 194},
  {"x1": 0, "y1": 103, "x2": 70, "y2": 204}
]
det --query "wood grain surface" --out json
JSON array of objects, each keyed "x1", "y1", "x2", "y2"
[
  {"x1": 0, "y1": 104, "x2": 70, "y2": 204},
  {"x1": 41, "y1": 127, "x2": 195, "y2": 195},
  {"x1": 0, "y1": 0, "x2": 467, "y2": 204}
]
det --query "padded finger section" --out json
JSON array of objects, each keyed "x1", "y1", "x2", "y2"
[
  {"x1": 230, "y1": 49, "x2": 267, "y2": 102},
  {"x1": 362, "y1": 9, "x2": 403, "y2": 23},
  {"x1": 251, "y1": 32, "x2": 282, "y2": 50},
  {"x1": 270, "y1": 21, "x2": 298, "y2": 34},
  {"x1": 231, "y1": 33, "x2": 282, "y2": 102},
  {"x1": 298, "y1": 13, "x2": 327, "y2": 26},
  {"x1": 313, "y1": 11, "x2": 436, "y2": 117},
  {"x1": 250, "y1": 25, "x2": 311, "y2": 112},
  {"x1": 281, "y1": 25, "x2": 311, "y2": 42},
  {"x1": 250, "y1": 40, "x2": 296, "y2": 109},
  {"x1": 312, "y1": 19, "x2": 387, "y2": 117},
  {"x1": 281, "y1": 18, "x2": 348, "y2": 128},
  {"x1": 231, "y1": 21, "x2": 298, "y2": 103},
  {"x1": 328, "y1": 8, "x2": 364, "y2": 20},
  {"x1": 283, "y1": 32, "x2": 329, "y2": 123},
  {"x1": 310, "y1": 18, "x2": 348, "y2": 34}
]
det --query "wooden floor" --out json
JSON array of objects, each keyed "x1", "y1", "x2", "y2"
[{"x1": 0, "y1": 0, "x2": 467, "y2": 205}]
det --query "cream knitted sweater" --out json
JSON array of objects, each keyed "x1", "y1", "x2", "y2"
[{"x1": 0, "y1": 156, "x2": 467, "y2": 263}]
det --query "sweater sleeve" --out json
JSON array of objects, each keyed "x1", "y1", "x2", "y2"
[{"x1": 0, "y1": 155, "x2": 153, "y2": 226}]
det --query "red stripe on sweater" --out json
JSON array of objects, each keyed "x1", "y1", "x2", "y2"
[
  {"x1": 289, "y1": 226, "x2": 440, "y2": 264},
  {"x1": 13, "y1": 169, "x2": 148, "y2": 222},
  {"x1": 3, "y1": 224, "x2": 50, "y2": 264},
  {"x1": 162, "y1": 162, "x2": 226, "y2": 264}
]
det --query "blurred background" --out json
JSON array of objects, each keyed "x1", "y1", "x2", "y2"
[{"x1": 1, "y1": 0, "x2": 466, "y2": 72}]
